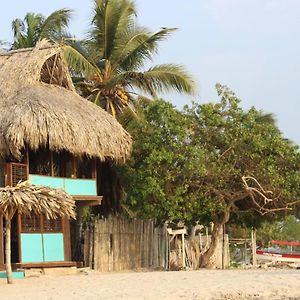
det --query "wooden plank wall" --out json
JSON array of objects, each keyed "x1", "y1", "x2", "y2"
[{"x1": 84, "y1": 216, "x2": 167, "y2": 272}]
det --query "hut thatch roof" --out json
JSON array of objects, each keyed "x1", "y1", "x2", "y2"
[
  {"x1": 0, "y1": 181, "x2": 76, "y2": 220},
  {"x1": 0, "y1": 40, "x2": 131, "y2": 161}
]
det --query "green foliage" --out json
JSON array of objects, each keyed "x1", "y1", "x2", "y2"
[
  {"x1": 121, "y1": 100, "x2": 204, "y2": 224},
  {"x1": 11, "y1": 9, "x2": 72, "y2": 49},
  {"x1": 256, "y1": 215, "x2": 300, "y2": 245},
  {"x1": 121, "y1": 84, "x2": 300, "y2": 227},
  {"x1": 81, "y1": 206, "x2": 95, "y2": 227}
]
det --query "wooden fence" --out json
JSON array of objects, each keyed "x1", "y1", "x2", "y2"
[
  {"x1": 83, "y1": 216, "x2": 230, "y2": 271},
  {"x1": 83, "y1": 216, "x2": 167, "y2": 272}
]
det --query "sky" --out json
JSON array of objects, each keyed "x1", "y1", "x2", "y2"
[{"x1": 1, "y1": 0, "x2": 300, "y2": 144}]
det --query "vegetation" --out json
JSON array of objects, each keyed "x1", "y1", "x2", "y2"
[
  {"x1": 228, "y1": 214, "x2": 300, "y2": 247},
  {"x1": 2, "y1": 2, "x2": 300, "y2": 269},
  {"x1": 64, "y1": 0, "x2": 195, "y2": 118},
  {"x1": 256, "y1": 215, "x2": 300, "y2": 245},
  {"x1": 11, "y1": 9, "x2": 72, "y2": 49},
  {"x1": 122, "y1": 84, "x2": 300, "y2": 267}
]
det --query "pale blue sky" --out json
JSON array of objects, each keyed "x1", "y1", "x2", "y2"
[{"x1": 1, "y1": 1, "x2": 300, "y2": 143}]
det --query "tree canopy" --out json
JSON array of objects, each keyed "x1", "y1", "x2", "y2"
[{"x1": 121, "y1": 84, "x2": 300, "y2": 266}]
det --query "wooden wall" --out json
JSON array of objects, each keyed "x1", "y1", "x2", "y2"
[{"x1": 84, "y1": 216, "x2": 167, "y2": 272}]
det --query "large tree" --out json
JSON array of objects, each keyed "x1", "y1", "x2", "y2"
[
  {"x1": 121, "y1": 84, "x2": 300, "y2": 267},
  {"x1": 11, "y1": 8, "x2": 72, "y2": 49},
  {"x1": 64, "y1": 0, "x2": 195, "y2": 118}
]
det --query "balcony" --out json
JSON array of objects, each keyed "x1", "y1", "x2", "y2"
[
  {"x1": 5, "y1": 162, "x2": 102, "y2": 206},
  {"x1": 29, "y1": 174, "x2": 97, "y2": 195},
  {"x1": 28, "y1": 174, "x2": 101, "y2": 206}
]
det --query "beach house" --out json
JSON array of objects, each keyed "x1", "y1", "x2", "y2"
[{"x1": 0, "y1": 41, "x2": 131, "y2": 270}]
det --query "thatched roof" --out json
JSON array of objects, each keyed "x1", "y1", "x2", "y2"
[
  {"x1": 0, "y1": 40, "x2": 132, "y2": 161},
  {"x1": 0, "y1": 181, "x2": 75, "y2": 220}
]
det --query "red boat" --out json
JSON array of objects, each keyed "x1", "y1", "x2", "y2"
[{"x1": 256, "y1": 240, "x2": 300, "y2": 263}]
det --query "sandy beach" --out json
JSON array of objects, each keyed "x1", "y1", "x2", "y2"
[{"x1": 1, "y1": 268, "x2": 299, "y2": 300}]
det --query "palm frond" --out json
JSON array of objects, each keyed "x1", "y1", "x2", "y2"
[
  {"x1": 142, "y1": 64, "x2": 196, "y2": 95},
  {"x1": 63, "y1": 43, "x2": 101, "y2": 78},
  {"x1": 11, "y1": 18, "x2": 25, "y2": 40},
  {"x1": 11, "y1": 19, "x2": 26, "y2": 49},
  {"x1": 24, "y1": 13, "x2": 44, "y2": 47},
  {"x1": 135, "y1": 95, "x2": 153, "y2": 106},
  {"x1": 39, "y1": 8, "x2": 72, "y2": 41},
  {"x1": 118, "y1": 106, "x2": 138, "y2": 128},
  {"x1": 116, "y1": 27, "x2": 177, "y2": 71},
  {"x1": 118, "y1": 96, "x2": 149, "y2": 130},
  {"x1": 89, "y1": 0, "x2": 136, "y2": 60}
]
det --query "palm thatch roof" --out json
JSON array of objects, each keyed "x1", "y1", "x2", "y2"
[
  {"x1": 0, "y1": 181, "x2": 75, "y2": 220},
  {"x1": 0, "y1": 40, "x2": 132, "y2": 162}
]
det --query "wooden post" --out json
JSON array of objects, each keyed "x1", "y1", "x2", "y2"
[
  {"x1": 0, "y1": 215, "x2": 3, "y2": 267},
  {"x1": 5, "y1": 217, "x2": 13, "y2": 284},
  {"x1": 182, "y1": 233, "x2": 185, "y2": 269},
  {"x1": 222, "y1": 224, "x2": 225, "y2": 269},
  {"x1": 244, "y1": 241, "x2": 248, "y2": 264},
  {"x1": 251, "y1": 228, "x2": 257, "y2": 267}
]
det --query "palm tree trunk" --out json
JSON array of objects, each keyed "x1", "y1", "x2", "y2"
[{"x1": 5, "y1": 218, "x2": 13, "y2": 284}]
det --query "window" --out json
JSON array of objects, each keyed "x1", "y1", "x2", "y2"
[
  {"x1": 21, "y1": 213, "x2": 62, "y2": 233},
  {"x1": 77, "y1": 158, "x2": 93, "y2": 179},
  {"x1": 29, "y1": 149, "x2": 74, "y2": 178}
]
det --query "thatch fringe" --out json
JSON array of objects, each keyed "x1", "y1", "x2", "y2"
[
  {"x1": 0, "y1": 181, "x2": 76, "y2": 220},
  {"x1": 0, "y1": 83, "x2": 132, "y2": 161}
]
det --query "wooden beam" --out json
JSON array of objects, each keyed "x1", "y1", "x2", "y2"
[
  {"x1": 24, "y1": 147, "x2": 29, "y2": 179},
  {"x1": 17, "y1": 213, "x2": 22, "y2": 263},
  {"x1": 63, "y1": 218, "x2": 71, "y2": 261},
  {"x1": 49, "y1": 54, "x2": 58, "y2": 85},
  {"x1": 13, "y1": 261, "x2": 77, "y2": 269},
  {"x1": 0, "y1": 215, "x2": 3, "y2": 266},
  {"x1": 73, "y1": 196, "x2": 103, "y2": 207},
  {"x1": 251, "y1": 229, "x2": 257, "y2": 267}
]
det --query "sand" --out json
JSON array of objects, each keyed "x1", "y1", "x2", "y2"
[{"x1": 0, "y1": 268, "x2": 299, "y2": 300}]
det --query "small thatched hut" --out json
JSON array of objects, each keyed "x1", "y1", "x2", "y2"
[{"x1": 0, "y1": 40, "x2": 132, "y2": 270}]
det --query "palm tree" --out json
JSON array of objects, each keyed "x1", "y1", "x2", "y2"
[
  {"x1": 11, "y1": 8, "x2": 72, "y2": 49},
  {"x1": 64, "y1": 0, "x2": 196, "y2": 118}
]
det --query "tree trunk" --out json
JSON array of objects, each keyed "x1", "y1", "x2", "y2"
[
  {"x1": 5, "y1": 218, "x2": 13, "y2": 284},
  {"x1": 200, "y1": 210, "x2": 230, "y2": 269},
  {"x1": 199, "y1": 222, "x2": 222, "y2": 268}
]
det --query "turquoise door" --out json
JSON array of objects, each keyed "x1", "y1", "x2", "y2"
[
  {"x1": 20, "y1": 214, "x2": 65, "y2": 263},
  {"x1": 21, "y1": 234, "x2": 44, "y2": 263},
  {"x1": 21, "y1": 233, "x2": 64, "y2": 262},
  {"x1": 43, "y1": 233, "x2": 64, "y2": 261}
]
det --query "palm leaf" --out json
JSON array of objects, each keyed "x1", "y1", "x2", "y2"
[
  {"x1": 142, "y1": 64, "x2": 196, "y2": 95},
  {"x1": 39, "y1": 8, "x2": 72, "y2": 41},
  {"x1": 63, "y1": 43, "x2": 101, "y2": 78},
  {"x1": 24, "y1": 13, "x2": 44, "y2": 47},
  {"x1": 116, "y1": 27, "x2": 177, "y2": 71},
  {"x1": 89, "y1": 0, "x2": 136, "y2": 60}
]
